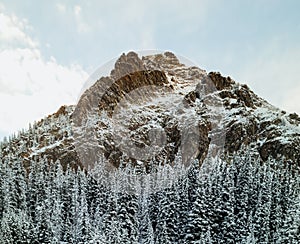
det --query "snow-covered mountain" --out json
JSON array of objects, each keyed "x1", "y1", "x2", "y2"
[
  {"x1": 0, "y1": 51, "x2": 299, "y2": 243},
  {"x1": 1, "y1": 51, "x2": 300, "y2": 169}
]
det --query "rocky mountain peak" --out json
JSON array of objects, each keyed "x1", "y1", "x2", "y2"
[
  {"x1": 1, "y1": 51, "x2": 300, "y2": 171},
  {"x1": 73, "y1": 51, "x2": 209, "y2": 169},
  {"x1": 110, "y1": 51, "x2": 146, "y2": 80}
]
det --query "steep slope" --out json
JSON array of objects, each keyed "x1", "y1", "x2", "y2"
[{"x1": 1, "y1": 51, "x2": 300, "y2": 170}]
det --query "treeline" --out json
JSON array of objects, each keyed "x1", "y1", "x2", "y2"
[{"x1": 0, "y1": 154, "x2": 299, "y2": 243}]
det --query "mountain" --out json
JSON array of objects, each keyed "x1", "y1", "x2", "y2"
[
  {"x1": 1, "y1": 51, "x2": 300, "y2": 169},
  {"x1": 0, "y1": 51, "x2": 299, "y2": 243}
]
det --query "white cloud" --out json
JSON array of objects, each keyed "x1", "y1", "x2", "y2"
[
  {"x1": 0, "y1": 48, "x2": 87, "y2": 97},
  {"x1": 0, "y1": 13, "x2": 37, "y2": 47},
  {"x1": 0, "y1": 50, "x2": 88, "y2": 137},
  {"x1": 74, "y1": 5, "x2": 81, "y2": 16},
  {"x1": 73, "y1": 5, "x2": 90, "y2": 33},
  {"x1": 55, "y1": 3, "x2": 90, "y2": 33},
  {"x1": 0, "y1": 12, "x2": 37, "y2": 48},
  {"x1": 56, "y1": 3, "x2": 66, "y2": 14},
  {"x1": 0, "y1": 10, "x2": 88, "y2": 139}
]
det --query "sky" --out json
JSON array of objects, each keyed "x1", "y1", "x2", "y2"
[{"x1": 0, "y1": 0, "x2": 300, "y2": 140}]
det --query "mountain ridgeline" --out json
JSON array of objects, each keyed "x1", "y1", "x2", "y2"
[{"x1": 0, "y1": 51, "x2": 299, "y2": 243}]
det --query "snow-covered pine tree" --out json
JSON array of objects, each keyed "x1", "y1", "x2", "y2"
[
  {"x1": 137, "y1": 181, "x2": 154, "y2": 244},
  {"x1": 280, "y1": 168, "x2": 300, "y2": 242},
  {"x1": 252, "y1": 163, "x2": 273, "y2": 242},
  {"x1": 217, "y1": 164, "x2": 236, "y2": 243},
  {"x1": 184, "y1": 175, "x2": 207, "y2": 243}
]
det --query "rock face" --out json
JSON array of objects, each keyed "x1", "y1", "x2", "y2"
[
  {"x1": 110, "y1": 51, "x2": 146, "y2": 80},
  {"x1": 98, "y1": 70, "x2": 168, "y2": 116},
  {"x1": 73, "y1": 52, "x2": 210, "y2": 169},
  {"x1": 1, "y1": 51, "x2": 300, "y2": 170}
]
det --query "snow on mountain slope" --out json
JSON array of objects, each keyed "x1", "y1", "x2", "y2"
[{"x1": 1, "y1": 51, "x2": 300, "y2": 171}]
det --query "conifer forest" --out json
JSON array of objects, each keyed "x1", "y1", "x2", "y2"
[{"x1": 0, "y1": 149, "x2": 299, "y2": 243}]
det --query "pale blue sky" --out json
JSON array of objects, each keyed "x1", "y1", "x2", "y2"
[{"x1": 0, "y1": 0, "x2": 300, "y2": 139}]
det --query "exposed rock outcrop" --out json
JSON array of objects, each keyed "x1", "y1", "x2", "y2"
[
  {"x1": 98, "y1": 70, "x2": 169, "y2": 116},
  {"x1": 111, "y1": 51, "x2": 146, "y2": 80}
]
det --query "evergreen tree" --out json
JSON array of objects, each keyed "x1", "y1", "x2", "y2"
[
  {"x1": 253, "y1": 164, "x2": 272, "y2": 243},
  {"x1": 138, "y1": 193, "x2": 154, "y2": 244}
]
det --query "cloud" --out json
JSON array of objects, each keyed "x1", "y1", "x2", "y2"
[
  {"x1": 55, "y1": 3, "x2": 90, "y2": 33},
  {"x1": 0, "y1": 12, "x2": 37, "y2": 48},
  {"x1": 74, "y1": 5, "x2": 81, "y2": 16},
  {"x1": 56, "y1": 3, "x2": 66, "y2": 14},
  {"x1": 0, "y1": 9, "x2": 88, "y2": 139},
  {"x1": 73, "y1": 5, "x2": 90, "y2": 33},
  {"x1": 0, "y1": 48, "x2": 87, "y2": 97}
]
